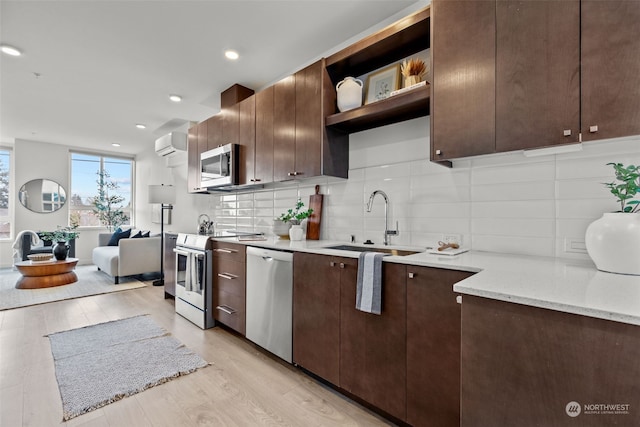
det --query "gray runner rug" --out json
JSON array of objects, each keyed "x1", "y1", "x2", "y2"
[
  {"x1": 47, "y1": 314, "x2": 209, "y2": 421},
  {"x1": 0, "y1": 265, "x2": 146, "y2": 311}
]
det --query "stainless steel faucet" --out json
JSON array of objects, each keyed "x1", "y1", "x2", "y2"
[{"x1": 366, "y1": 190, "x2": 398, "y2": 245}]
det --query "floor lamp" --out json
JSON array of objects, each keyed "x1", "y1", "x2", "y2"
[{"x1": 148, "y1": 184, "x2": 175, "y2": 287}]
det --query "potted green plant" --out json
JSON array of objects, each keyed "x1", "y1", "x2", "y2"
[
  {"x1": 276, "y1": 199, "x2": 313, "y2": 241},
  {"x1": 38, "y1": 225, "x2": 80, "y2": 260},
  {"x1": 585, "y1": 162, "x2": 640, "y2": 275}
]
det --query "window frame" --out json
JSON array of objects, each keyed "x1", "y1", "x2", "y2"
[{"x1": 69, "y1": 151, "x2": 135, "y2": 229}]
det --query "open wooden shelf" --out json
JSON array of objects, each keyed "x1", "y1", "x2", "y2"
[
  {"x1": 325, "y1": 7, "x2": 430, "y2": 85},
  {"x1": 325, "y1": 84, "x2": 429, "y2": 134}
]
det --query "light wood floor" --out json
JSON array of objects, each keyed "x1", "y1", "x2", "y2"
[{"x1": 0, "y1": 281, "x2": 392, "y2": 427}]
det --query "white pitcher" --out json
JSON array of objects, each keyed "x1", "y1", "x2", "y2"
[{"x1": 336, "y1": 77, "x2": 363, "y2": 112}]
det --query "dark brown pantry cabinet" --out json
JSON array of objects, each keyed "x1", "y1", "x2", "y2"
[
  {"x1": 292, "y1": 252, "x2": 342, "y2": 385},
  {"x1": 406, "y1": 266, "x2": 473, "y2": 427},
  {"x1": 238, "y1": 95, "x2": 256, "y2": 185},
  {"x1": 581, "y1": 0, "x2": 640, "y2": 141},
  {"x1": 340, "y1": 262, "x2": 407, "y2": 421}
]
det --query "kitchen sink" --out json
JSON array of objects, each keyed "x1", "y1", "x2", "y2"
[{"x1": 323, "y1": 244, "x2": 423, "y2": 256}]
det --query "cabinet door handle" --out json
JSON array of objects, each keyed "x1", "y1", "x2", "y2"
[
  {"x1": 435, "y1": 149, "x2": 442, "y2": 156},
  {"x1": 330, "y1": 261, "x2": 335, "y2": 267},
  {"x1": 456, "y1": 295, "x2": 463, "y2": 304},
  {"x1": 339, "y1": 263, "x2": 345, "y2": 269},
  {"x1": 408, "y1": 272, "x2": 415, "y2": 279},
  {"x1": 214, "y1": 248, "x2": 238, "y2": 254},
  {"x1": 217, "y1": 273, "x2": 237, "y2": 280},
  {"x1": 216, "y1": 305, "x2": 236, "y2": 315},
  {"x1": 589, "y1": 125, "x2": 598, "y2": 133},
  {"x1": 250, "y1": 178, "x2": 262, "y2": 182},
  {"x1": 563, "y1": 129, "x2": 572, "y2": 137},
  {"x1": 287, "y1": 172, "x2": 295, "y2": 177}
]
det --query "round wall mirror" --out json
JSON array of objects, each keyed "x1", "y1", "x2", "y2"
[{"x1": 18, "y1": 179, "x2": 67, "y2": 213}]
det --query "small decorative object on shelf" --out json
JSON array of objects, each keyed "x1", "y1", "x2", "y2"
[
  {"x1": 585, "y1": 163, "x2": 640, "y2": 275},
  {"x1": 401, "y1": 57, "x2": 427, "y2": 88},
  {"x1": 364, "y1": 64, "x2": 401, "y2": 104},
  {"x1": 336, "y1": 77, "x2": 364, "y2": 112}
]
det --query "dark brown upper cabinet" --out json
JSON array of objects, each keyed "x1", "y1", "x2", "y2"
[
  {"x1": 325, "y1": 7, "x2": 431, "y2": 135},
  {"x1": 254, "y1": 87, "x2": 274, "y2": 185},
  {"x1": 431, "y1": 0, "x2": 496, "y2": 164},
  {"x1": 495, "y1": 0, "x2": 580, "y2": 152},
  {"x1": 187, "y1": 121, "x2": 208, "y2": 194},
  {"x1": 205, "y1": 115, "x2": 222, "y2": 151},
  {"x1": 272, "y1": 74, "x2": 297, "y2": 182},
  {"x1": 581, "y1": 0, "x2": 640, "y2": 141},
  {"x1": 238, "y1": 95, "x2": 256, "y2": 186},
  {"x1": 432, "y1": 0, "x2": 639, "y2": 165}
]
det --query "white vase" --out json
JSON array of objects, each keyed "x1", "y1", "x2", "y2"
[
  {"x1": 336, "y1": 77, "x2": 363, "y2": 112},
  {"x1": 585, "y1": 212, "x2": 640, "y2": 275},
  {"x1": 272, "y1": 219, "x2": 291, "y2": 239},
  {"x1": 289, "y1": 224, "x2": 304, "y2": 241}
]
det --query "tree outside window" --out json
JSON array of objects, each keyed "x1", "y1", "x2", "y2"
[{"x1": 70, "y1": 153, "x2": 133, "y2": 228}]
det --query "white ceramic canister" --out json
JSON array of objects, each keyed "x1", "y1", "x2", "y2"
[{"x1": 336, "y1": 77, "x2": 363, "y2": 112}]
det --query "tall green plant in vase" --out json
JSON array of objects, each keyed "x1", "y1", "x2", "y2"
[
  {"x1": 585, "y1": 162, "x2": 640, "y2": 275},
  {"x1": 92, "y1": 170, "x2": 129, "y2": 232}
]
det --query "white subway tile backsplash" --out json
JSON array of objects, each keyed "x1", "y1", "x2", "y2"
[{"x1": 199, "y1": 125, "x2": 638, "y2": 260}]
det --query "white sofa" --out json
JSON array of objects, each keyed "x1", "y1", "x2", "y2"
[{"x1": 92, "y1": 233, "x2": 161, "y2": 284}]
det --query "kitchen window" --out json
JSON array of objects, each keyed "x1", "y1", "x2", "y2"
[
  {"x1": 69, "y1": 152, "x2": 134, "y2": 228},
  {"x1": 0, "y1": 148, "x2": 11, "y2": 239}
]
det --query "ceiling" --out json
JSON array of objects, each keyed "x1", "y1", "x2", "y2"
[{"x1": 1, "y1": 0, "x2": 421, "y2": 155}]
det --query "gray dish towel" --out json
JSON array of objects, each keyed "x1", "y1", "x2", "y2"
[{"x1": 356, "y1": 252, "x2": 387, "y2": 315}]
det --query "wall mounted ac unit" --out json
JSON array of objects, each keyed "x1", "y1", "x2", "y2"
[{"x1": 155, "y1": 132, "x2": 187, "y2": 156}]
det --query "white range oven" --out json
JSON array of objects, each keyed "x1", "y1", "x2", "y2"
[{"x1": 173, "y1": 233, "x2": 214, "y2": 329}]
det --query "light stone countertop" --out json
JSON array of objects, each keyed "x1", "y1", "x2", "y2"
[{"x1": 212, "y1": 236, "x2": 640, "y2": 326}]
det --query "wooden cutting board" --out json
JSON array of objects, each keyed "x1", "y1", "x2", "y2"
[{"x1": 307, "y1": 185, "x2": 323, "y2": 240}]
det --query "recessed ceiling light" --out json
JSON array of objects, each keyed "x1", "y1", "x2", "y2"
[
  {"x1": 135, "y1": 124, "x2": 146, "y2": 129},
  {"x1": 224, "y1": 50, "x2": 239, "y2": 60},
  {"x1": 112, "y1": 143, "x2": 121, "y2": 147},
  {"x1": 169, "y1": 94, "x2": 182, "y2": 103},
  {"x1": 0, "y1": 44, "x2": 22, "y2": 56}
]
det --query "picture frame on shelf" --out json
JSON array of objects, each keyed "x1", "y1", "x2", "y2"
[{"x1": 364, "y1": 63, "x2": 401, "y2": 104}]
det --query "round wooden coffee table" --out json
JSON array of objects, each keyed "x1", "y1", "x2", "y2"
[{"x1": 14, "y1": 258, "x2": 79, "y2": 289}]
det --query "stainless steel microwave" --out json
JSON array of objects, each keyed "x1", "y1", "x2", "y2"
[{"x1": 200, "y1": 144, "x2": 238, "y2": 188}]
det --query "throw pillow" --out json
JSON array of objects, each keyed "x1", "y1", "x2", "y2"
[
  {"x1": 107, "y1": 228, "x2": 131, "y2": 246},
  {"x1": 141, "y1": 231, "x2": 150, "y2": 238},
  {"x1": 131, "y1": 231, "x2": 143, "y2": 239}
]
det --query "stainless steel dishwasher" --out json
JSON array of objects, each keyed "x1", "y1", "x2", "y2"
[{"x1": 245, "y1": 246, "x2": 294, "y2": 363}]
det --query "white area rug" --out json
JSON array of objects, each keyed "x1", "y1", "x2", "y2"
[
  {"x1": 48, "y1": 315, "x2": 209, "y2": 421},
  {"x1": 0, "y1": 265, "x2": 147, "y2": 311}
]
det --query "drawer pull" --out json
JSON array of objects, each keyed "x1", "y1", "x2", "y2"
[
  {"x1": 330, "y1": 261, "x2": 335, "y2": 267},
  {"x1": 563, "y1": 129, "x2": 572, "y2": 137},
  {"x1": 216, "y1": 305, "x2": 236, "y2": 315},
  {"x1": 456, "y1": 295, "x2": 463, "y2": 304},
  {"x1": 215, "y1": 248, "x2": 238, "y2": 254},
  {"x1": 589, "y1": 125, "x2": 598, "y2": 133},
  {"x1": 339, "y1": 263, "x2": 345, "y2": 269},
  {"x1": 408, "y1": 272, "x2": 415, "y2": 279},
  {"x1": 218, "y1": 273, "x2": 237, "y2": 280}
]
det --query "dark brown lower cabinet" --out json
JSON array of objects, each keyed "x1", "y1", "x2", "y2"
[
  {"x1": 406, "y1": 266, "x2": 473, "y2": 427},
  {"x1": 292, "y1": 252, "x2": 342, "y2": 385},
  {"x1": 461, "y1": 295, "x2": 640, "y2": 427},
  {"x1": 340, "y1": 262, "x2": 407, "y2": 421}
]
